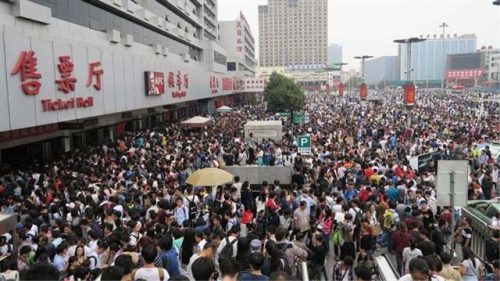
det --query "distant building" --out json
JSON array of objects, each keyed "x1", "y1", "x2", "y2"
[
  {"x1": 328, "y1": 44, "x2": 343, "y2": 66},
  {"x1": 364, "y1": 56, "x2": 399, "y2": 84},
  {"x1": 478, "y1": 46, "x2": 500, "y2": 84},
  {"x1": 445, "y1": 46, "x2": 500, "y2": 87},
  {"x1": 219, "y1": 12, "x2": 257, "y2": 77},
  {"x1": 258, "y1": 0, "x2": 328, "y2": 67},
  {"x1": 397, "y1": 34, "x2": 477, "y2": 81}
]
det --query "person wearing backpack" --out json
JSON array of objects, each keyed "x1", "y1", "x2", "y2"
[
  {"x1": 348, "y1": 199, "x2": 363, "y2": 250},
  {"x1": 338, "y1": 213, "x2": 355, "y2": 261},
  {"x1": 274, "y1": 227, "x2": 308, "y2": 276},
  {"x1": 217, "y1": 225, "x2": 239, "y2": 265},
  {"x1": 131, "y1": 245, "x2": 170, "y2": 281},
  {"x1": 183, "y1": 187, "x2": 200, "y2": 225}
]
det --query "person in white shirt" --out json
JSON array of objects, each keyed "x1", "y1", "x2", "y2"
[
  {"x1": 132, "y1": 245, "x2": 170, "y2": 281},
  {"x1": 398, "y1": 257, "x2": 445, "y2": 281}
]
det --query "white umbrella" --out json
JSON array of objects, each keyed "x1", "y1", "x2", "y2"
[{"x1": 216, "y1": 106, "x2": 232, "y2": 113}]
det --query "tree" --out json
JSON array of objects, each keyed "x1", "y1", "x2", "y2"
[{"x1": 264, "y1": 72, "x2": 305, "y2": 112}]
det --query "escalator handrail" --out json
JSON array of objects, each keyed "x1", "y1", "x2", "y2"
[{"x1": 374, "y1": 253, "x2": 400, "y2": 280}]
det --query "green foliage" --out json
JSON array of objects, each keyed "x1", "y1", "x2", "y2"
[{"x1": 264, "y1": 72, "x2": 305, "y2": 112}]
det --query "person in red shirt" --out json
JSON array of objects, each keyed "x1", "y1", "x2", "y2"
[
  {"x1": 394, "y1": 163, "x2": 406, "y2": 179},
  {"x1": 391, "y1": 222, "x2": 412, "y2": 276},
  {"x1": 364, "y1": 164, "x2": 375, "y2": 181}
]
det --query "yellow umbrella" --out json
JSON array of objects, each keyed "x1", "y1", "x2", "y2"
[{"x1": 186, "y1": 168, "x2": 234, "y2": 186}]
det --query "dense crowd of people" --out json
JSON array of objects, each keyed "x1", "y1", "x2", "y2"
[{"x1": 0, "y1": 88, "x2": 499, "y2": 281}]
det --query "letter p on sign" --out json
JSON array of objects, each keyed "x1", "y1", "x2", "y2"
[{"x1": 297, "y1": 135, "x2": 311, "y2": 155}]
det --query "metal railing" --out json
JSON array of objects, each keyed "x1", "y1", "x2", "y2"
[{"x1": 461, "y1": 207, "x2": 490, "y2": 260}]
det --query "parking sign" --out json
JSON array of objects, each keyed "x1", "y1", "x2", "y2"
[{"x1": 297, "y1": 135, "x2": 311, "y2": 155}]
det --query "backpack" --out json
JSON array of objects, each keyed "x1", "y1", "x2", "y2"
[
  {"x1": 90, "y1": 220, "x2": 103, "y2": 238},
  {"x1": 332, "y1": 225, "x2": 345, "y2": 246},
  {"x1": 218, "y1": 237, "x2": 237, "y2": 264},
  {"x1": 275, "y1": 243, "x2": 293, "y2": 275},
  {"x1": 186, "y1": 196, "x2": 198, "y2": 221},
  {"x1": 383, "y1": 210, "x2": 395, "y2": 231},
  {"x1": 351, "y1": 207, "x2": 363, "y2": 228}
]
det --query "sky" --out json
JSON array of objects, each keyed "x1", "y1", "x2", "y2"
[{"x1": 217, "y1": 0, "x2": 500, "y2": 71}]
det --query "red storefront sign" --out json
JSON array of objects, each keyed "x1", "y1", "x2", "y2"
[
  {"x1": 210, "y1": 76, "x2": 219, "y2": 94},
  {"x1": 0, "y1": 124, "x2": 59, "y2": 143},
  {"x1": 222, "y1": 77, "x2": 233, "y2": 91},
  {"x1": 144, "y1": 71, "x2": 165, "y2": 96},
  {"x1": 167, "y1": 70, "x2": 188, "y2": 98},
  {"x1": 339, "y1": 83, "x2": 344, "y2": 95},
  {"x1": 11, "y1": 50, "x2": 42, "y2": 95}
]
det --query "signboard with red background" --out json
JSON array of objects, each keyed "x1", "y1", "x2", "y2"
[
  {"x1": 144, "y1": 71, "x2": 165, "y2": 96},
  {"x1": 447, "y1": 69, "x2": 484, "y2": 79}
]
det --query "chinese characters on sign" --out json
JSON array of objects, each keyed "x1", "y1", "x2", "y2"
[
  {"x1": 222, "y1": 78, "x2": 233, "y2": 91},
  {"x1": 56, "y1": 56, "x2": 77, "y2": 93},
  {"x1": 446, "y1": 69, "x2": 484, "y2": 79},
  {"x1": 210, "y1": 76, "x2": 219, "y2": 94},
  {"x1": 11, "y1": 50, "x2": 42, "y2": 95},
  {"x1": 167, "y1": 70, "x2": 188, "y2": 98},
  {"x1": 236, "y1": 21, "x2": 243, "y2": 53},
  {"x1": 87, "y1": 61, "x2": 104, "y2": 90},
  {"x1": 0, "y1": 124, "x2": 59, "y2": 143},
  {"x1": 11, "y1": 50, "x2": 103, "y2": 112},
  {"x1": 243, "y1": 78, "x2": 266, "y2": 92},
  {"x1": 144, "y1": 71, "x2": 165, "y2": 96}
]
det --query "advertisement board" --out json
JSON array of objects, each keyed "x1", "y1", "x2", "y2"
[{"x1": 144, "y1": 71, "x2": 165, "y2": 96}]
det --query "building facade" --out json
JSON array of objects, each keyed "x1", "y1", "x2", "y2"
[
  {"x1": 219, "y1": 11, "x2": 257, "y2": 77},
  {"x1": 258, "y1": 0, "x2": 328, "y2": 67},
  {"x1": 398, "y1": 34, "x2": 477, "y2": 81},
  {"x1": 364, "y1": 56, "x2": 399, "y2": 84},
  {"x1": 328, "y1": 44, "x2": 343, "y2": 67},
  {"x1": 0, "y1": 0, "x2": 243, "y2": 165},
  {"x1": 479, "y1": 46, "x2": 500, "y2": 85}
]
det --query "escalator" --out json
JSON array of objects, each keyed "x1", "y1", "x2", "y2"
[{"x1": 375, "y1": 254, "x2": 400, "y2": 281}]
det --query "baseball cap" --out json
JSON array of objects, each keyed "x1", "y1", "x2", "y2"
[{"x1": 250, "y1": 239, "x2": 262, "y2": 253}]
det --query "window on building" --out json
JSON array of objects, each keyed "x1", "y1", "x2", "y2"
[{"x1": 227, "y1": 62, "x2": 236, "y2": 71}]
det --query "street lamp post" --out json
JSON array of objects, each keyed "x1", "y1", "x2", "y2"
[
  {"x1": 440, "y1": 22, "x2": 449, "y2": 93},
  {"x1": 354, "y1": 56, "x2": 373, "y2": 100},
  {"x1": 394, "y1": 37, "x2": 426, "y2": 128},
  {"x1": 334, "y1": 62, "x2": 348, "y2": 95}
]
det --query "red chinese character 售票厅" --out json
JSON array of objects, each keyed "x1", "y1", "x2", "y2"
[
  {"x1": 184, "y1": 73, "x2": 189, "y2": 88},
  {"x1": 56, "y1": 56, "x2": 78, "y2": 93},
  {"x1": 168, "y1": 71, "x2": 175, "y2": 88},
  {"x1": 176, "y1": 71, "x2": 182, "y2": 90},
  {"x1": 11, "y1": 50, "x2": 42, "y2": 95},
  {"x1": 86, "y1": 61, "x2": 103, "y2": 90}
]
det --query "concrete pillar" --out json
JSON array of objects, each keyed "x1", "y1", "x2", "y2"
[
  {"x1": 108, "y1": 126, "x2": 115, "y2": 143},
  {"x1": 63, "y1": 132, "x2": 71, "y2": 152}
]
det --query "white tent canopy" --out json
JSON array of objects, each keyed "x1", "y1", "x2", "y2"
[
  {"x1": 217, "y1": 105, "x2": 232, "y2": 113},
  {"x1": 180, "y1": 116, "x2": 212, "y2": 127}
]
